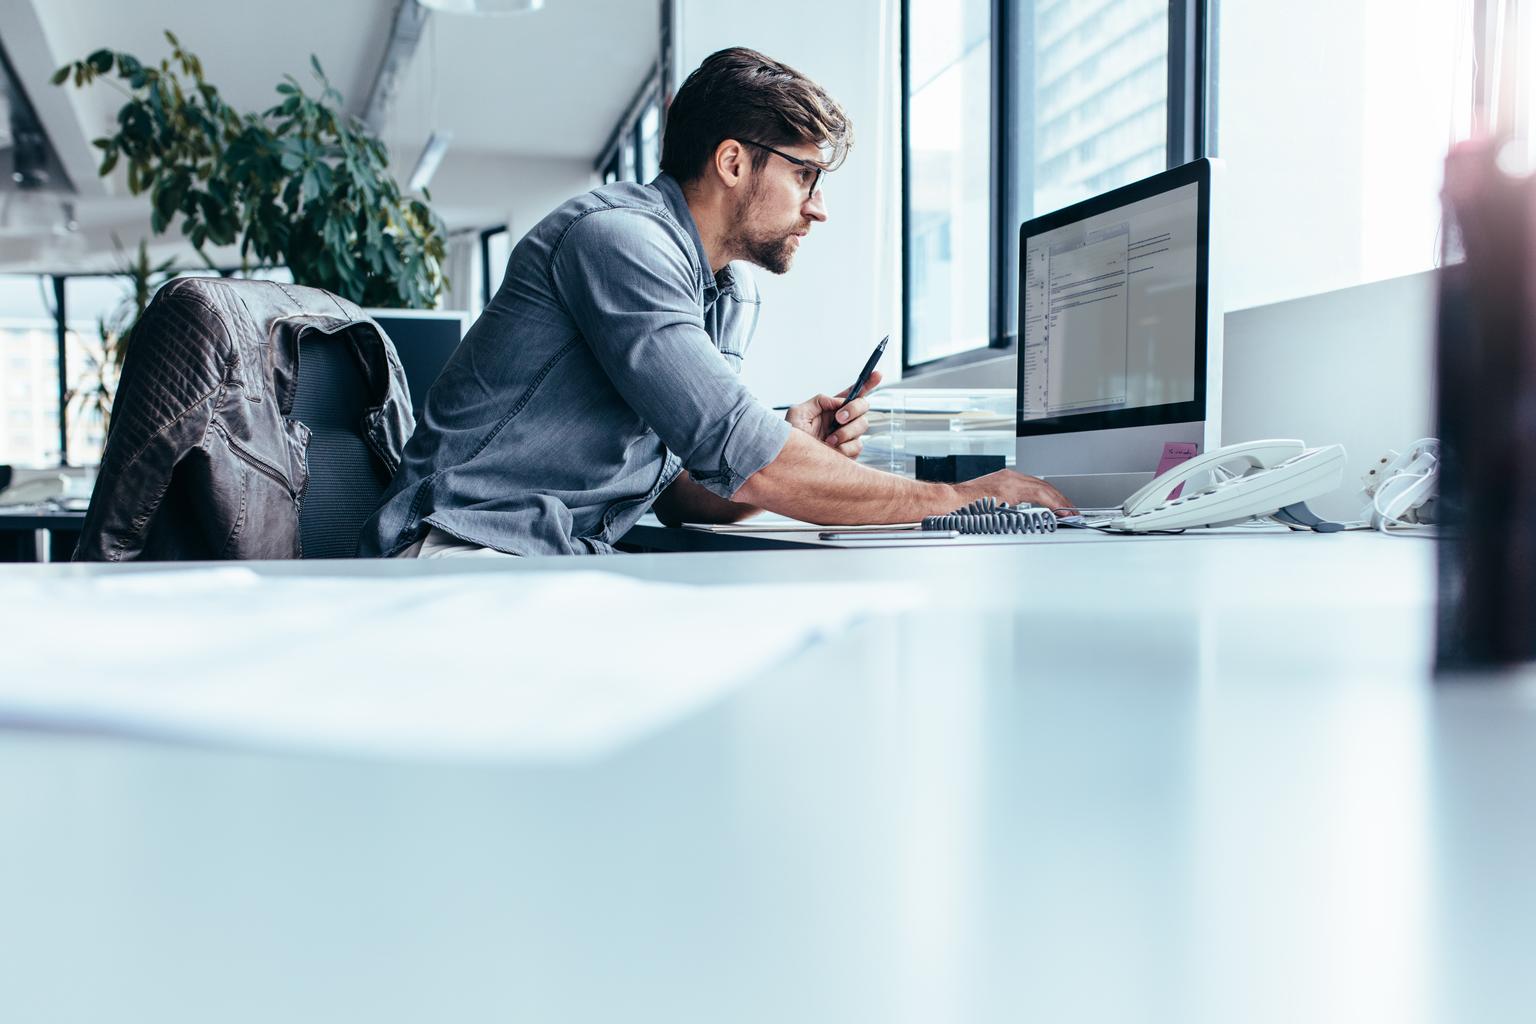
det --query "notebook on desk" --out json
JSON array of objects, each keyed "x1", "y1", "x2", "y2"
[{"x1": 682, "y1": 513, "x2": 918, "y2": 534}]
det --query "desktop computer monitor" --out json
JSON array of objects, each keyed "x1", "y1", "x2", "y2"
[
  {"x1": 366, "y1": 309, "x2": 469, "y2": 418},
  {"x1": 1016, "y1": 158, "x2": 1222, "y2": 508}
]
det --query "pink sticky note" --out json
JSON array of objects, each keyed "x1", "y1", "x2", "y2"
[{"x1": 1155, "y1": 442, "x2": 1200, "y2": 500}]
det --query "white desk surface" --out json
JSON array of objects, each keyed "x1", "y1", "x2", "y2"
[{"x1": 2, "y1": 533, "x2": 1533, "y2": 1023}]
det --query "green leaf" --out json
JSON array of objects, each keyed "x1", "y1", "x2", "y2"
[
  {"x1": 50, "y1": 64, "x2": 71, "y2": 85},
  {"x1": 60, "y1": 36, "x2": 444, "y2": 307},
  {"x1": 153, "y1": 183, "x2": 179, "y2": 223}
]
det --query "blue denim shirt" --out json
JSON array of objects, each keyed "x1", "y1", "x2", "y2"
[{"x1": 358, "y1": 174, "x2": 792, "y2": 557}]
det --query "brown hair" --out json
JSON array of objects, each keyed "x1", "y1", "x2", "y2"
[{"x1": 661, "y1": 47, "x2": 852, "y2": 185}]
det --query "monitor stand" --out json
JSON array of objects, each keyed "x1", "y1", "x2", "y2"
[
  {"x1": 1041, "y1": 471, "x2": 1155, "y2": 511},
  {"x1": 1020, "y1": 418, "x2": 1216, "y2": 511}
]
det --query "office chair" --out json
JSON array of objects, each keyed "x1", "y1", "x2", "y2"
[
  {"x1": 289, "y1": 329, "x2": 396, "y2": 558},
  {"x1": 75, "y1": 278, "x2": 415, "y2": 561}
]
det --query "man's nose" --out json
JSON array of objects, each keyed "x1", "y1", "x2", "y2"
[{"x1": 804, "y1": 190, "x2": 828, "y2": 222}]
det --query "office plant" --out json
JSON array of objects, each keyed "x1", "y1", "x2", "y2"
[
  {"x1": 63, "y1": 237, "x2": 176, "y2": 447},
  {"x1": 54, "y1": 32, "x2": 446, "y2": 309}
]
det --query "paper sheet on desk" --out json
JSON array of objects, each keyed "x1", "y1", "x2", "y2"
[
  {"x1": 684, "y1": 511, "x2": 922, "y2": 533},
  {"x1": 0, "y1": 568, "x2": 921, "y2": 760}
]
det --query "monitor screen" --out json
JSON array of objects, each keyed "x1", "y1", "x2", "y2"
[
  {"x1": 367, "y1": 312, "x2": 467, "y2": 418},
  {"x1": 1017, "y1": 160, "x2": 1213, "y2": 438}
]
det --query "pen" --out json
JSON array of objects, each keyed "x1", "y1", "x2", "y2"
[{"x1": 833, "y1": 335, "x2": 888, "y2": 421}]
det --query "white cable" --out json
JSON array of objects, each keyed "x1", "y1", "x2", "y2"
[{"x1": 1362, "y1": 439, "x2": 1439, "y2": 534}]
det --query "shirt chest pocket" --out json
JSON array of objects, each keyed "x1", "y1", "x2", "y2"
[{"x1": 707, "y1": 297, "x2": 757, "y2": 376}]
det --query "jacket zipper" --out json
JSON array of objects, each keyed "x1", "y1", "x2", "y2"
[{"x1": 214, "y1": 422, "x2": 297, "y2": 495}]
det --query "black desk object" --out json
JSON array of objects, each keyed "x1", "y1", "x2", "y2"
[
  {"x1": 0, "y1": 508, "x2": 85, "y2": 562},
  {"x1": 915, "y1": 454, "x2": 1006, "y2": 483}
]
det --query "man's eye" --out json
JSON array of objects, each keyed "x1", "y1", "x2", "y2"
[{"x1": 798, "y1": 169, "x2": 812, "y2": 183}]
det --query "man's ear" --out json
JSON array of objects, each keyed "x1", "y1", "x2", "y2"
[{"x1": 712, "y1": 139, "x2": 749, "y2": 190}]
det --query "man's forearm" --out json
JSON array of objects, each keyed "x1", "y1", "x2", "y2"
[
  {"x1": 653, "y1": 471, "x2": 761, "y2": 527},
  {"x1": 734, "y1": 429, "x2": 962, "y2": 524}
]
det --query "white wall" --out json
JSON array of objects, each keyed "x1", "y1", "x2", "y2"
[
  {"x1": 1215, "y1": 0, "x2": 1468, "y2": 311},
  {"x1": 1220, "y1": 270, "x2": 1437, "y2": 521},
  {"x1": 674, "y1": 0, "x2": 902, "y2": 407}
]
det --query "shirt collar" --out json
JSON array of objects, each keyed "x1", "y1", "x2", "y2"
[{"x1": 651, "y1": 172, "x2": 740, "y2": 300}]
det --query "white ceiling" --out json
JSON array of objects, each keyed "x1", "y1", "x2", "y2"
[
  {"x1": 0, "y1": 0, "x2": 659, "y2": 266},
  {"x1": 384, "y1": 0, "x2": 660, "y2": 159},
  {"x1": 31, "y1": 0, "x2": 658, "y2": 160}
]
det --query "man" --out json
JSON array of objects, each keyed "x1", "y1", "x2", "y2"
[{"x1": 359, "y1": 47, "x2": 1066, "y2": 558}]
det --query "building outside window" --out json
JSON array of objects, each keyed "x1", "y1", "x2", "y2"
[
  {"x1": 0, "y1": 275, "x2": 61, "y2": 467},
  {"x1": 904, "y1": 0, "x2": 1174, "y2": 371},
  {"x1": 1031, "y1": 0, "x2": 1167, "y2": 215}
]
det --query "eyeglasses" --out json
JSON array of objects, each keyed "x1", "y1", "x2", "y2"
[{"x1": 741, "y1": 140, "x2": 825, "y2": 201}]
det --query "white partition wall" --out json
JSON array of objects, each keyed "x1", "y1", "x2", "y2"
[{"x1": 672, "y1": 0, "x2": 904, "y2": 407}]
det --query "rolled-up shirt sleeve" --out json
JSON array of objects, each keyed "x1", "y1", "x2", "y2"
[{"x1": 551, "y1": 208, "x2": 791, "y2": 498}]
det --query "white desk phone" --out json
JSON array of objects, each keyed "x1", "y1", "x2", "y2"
[{"x1": 1092, "y1": 439, "x2": 1348, "y2": 532}]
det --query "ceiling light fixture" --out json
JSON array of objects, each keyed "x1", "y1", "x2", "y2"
[{"x1": 415, "y1": 0, "x2": 545, "y2": 14}]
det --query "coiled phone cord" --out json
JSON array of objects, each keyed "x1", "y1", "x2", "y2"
[{"x1": 922, "y1": 497, "x2": 1057, "y2": 535}]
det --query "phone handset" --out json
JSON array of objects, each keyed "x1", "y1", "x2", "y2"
[
  {"x1": 1108, "y1": 439, "x2": 1348, "y2": 533},
  {"x1": 1121, "y1": 439, "x2": 1307, "y2": 516}
]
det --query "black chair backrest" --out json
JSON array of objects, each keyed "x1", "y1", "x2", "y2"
[{"x1": 290, "y1": 328, "x2": 393, "y2": 558}]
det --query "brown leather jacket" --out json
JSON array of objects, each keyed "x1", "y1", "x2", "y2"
[{"x1": 75, "y1": 278, "x2": 414, "y2": 561}]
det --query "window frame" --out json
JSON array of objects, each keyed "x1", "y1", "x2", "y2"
[
  {"x1": 900, "y1": 0, "x2": 1215, "y2": 377},
  {"x1": 479, "y1": 225, "x2": 508, "y2": 310},
  {"x1": 594, "y1": 68, "x2": 665, "y2": 185}
]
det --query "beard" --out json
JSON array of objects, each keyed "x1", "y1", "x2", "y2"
[
  {"x1": 740, "y1": 231, "x2": 798, "y2": 275},
  {"x1": 727, "y1": 181, "x2": 802, "y2": 275}
]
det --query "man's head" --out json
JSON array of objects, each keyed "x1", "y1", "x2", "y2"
[{"x1": 661, "y1": 47, "x2": 852, "y2": 274}]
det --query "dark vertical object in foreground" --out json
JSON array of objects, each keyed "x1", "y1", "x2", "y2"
[{"x1": 1436, "y1": 140, "x2": 1536, "y2": 669}]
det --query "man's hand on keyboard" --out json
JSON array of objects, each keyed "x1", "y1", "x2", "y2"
[{"x1": 954, "y1": 470, "x2": 1074, "y2": 516}]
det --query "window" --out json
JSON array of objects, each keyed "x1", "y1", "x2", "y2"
[
  {"x1": 638, "y1": 102, "x2": 662, "y2": 182},
  {"x1": 596, "y1": 71, "x2": 665, "y2": 185},
  {"x1": 0, "y1": 275, "x2": 61, "y2": 467},
  {"x1": 903, "y1": 0, "x2": 1191, "y2": 373},
  {"x1": 1214, "y1": 0, "x2": 1476, "y2": 309},
  {"x1": 63, "y1": 275, "x2": 127, "y2": 467},
  {"x1": 905, "y1": 0, "x2": 993, "y2": 367},
  {"x1": 480, "y1": 226, "x2": 512, "y2": 308},
  {"x1": 1031, "y1": 0, "x2": 1168, "y2": 215},
  {"x1": 0, "y1": 266, "x2": 292, "y2": 469}
]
